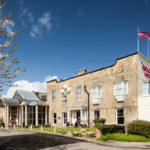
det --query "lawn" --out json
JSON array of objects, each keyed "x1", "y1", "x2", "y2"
[
  {"x1": 98, "y1": 133, "x2": 150, "y2": 142},
  {"x1": 24, "y1": 126, "x2": 96, "y2": 133}
]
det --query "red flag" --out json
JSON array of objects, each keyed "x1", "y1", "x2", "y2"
[{"x1": 138, "y1": 31, "x2": 150, "y2": 38}]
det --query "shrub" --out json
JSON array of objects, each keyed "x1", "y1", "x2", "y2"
[
  {"x1": 44, "y1": 124, "x2": 51, "y2": 127},
  {"x1": 87, "y1": 131, "x2": 96, "y2": 138},
  {"x1": 72, "y1": 132, "x2": 82, "y2": 137},
  {"x1": 98, "y1": 133, "x2": 150, "y2": 142},
  {"x1": 100, "y1": 125, "x2": 125, "y2": 135},
  {"x1": 128, "y1": 120, "x2": 150, "y2": 138},
  {"x1": 93, "y1": 118, "x2": 106, "y2": 128},
  {"x1": 33, "y1": 125, "x2": 40, "y2": 128}
]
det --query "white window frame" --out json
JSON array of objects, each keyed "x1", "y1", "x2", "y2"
[
  {"x1": 116, "y1": 108, "x2": 124, "y2": 125},
  {"x1": 93, "y1": 110, "x2": 100, "y2": 120},
  {"x1": 76, "y1": 86, "x2": 82, "y2": 102},
  {"x1": 61, "y1": 93, "x2": 66, "y2": 101},
  {"x1": 114, "y1": 80, "x2": 128, "y2": 96},
  {"x1": 52, "y1": 90, "x2": 56, "y2": 101},
  {"x1": 91, "y1": 85, "x2": 102, "y2": 104},
  {"x1": 62, "y1": 112, "x2": 67, "y2": 126},
  {"x1": 143, "y1": 81, "x2": 150, "y2": 95},
  {"x1": 53, "y1": 113, "x2": 57, "y2": 125}
]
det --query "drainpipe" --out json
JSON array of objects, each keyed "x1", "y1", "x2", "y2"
[{"x1": 84, "y1": 85, "x2": 90, "y2": 127}]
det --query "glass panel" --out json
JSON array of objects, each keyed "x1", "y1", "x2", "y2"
[
  {"x1": 76, "y1": 86, "x2": 81, "y2": 101},
  {"x1": 94, "y1": 110, "x2": 99, "y2": 119},
  {"x1": 52, "y1": 90, "x2": 56, "y2": 101},
  {"x1": 63, "y1": 112, "x2": 67, "y2": 124},
  {"x1": 53, "y1": 113, "x2": 57, "y2": 124},
  {"x1": 118, "y1": 117, "x2": 124, "y2": 124},
  {"x1": 97, "y1": 86, "x2": 101, "y2": 98},
  {"x1": 115, "y1": 82, "x2": 122, "y2": 88},
  {"x1": 117, "y1": 109, "x2": 124, "y2": 116},
  {"x1": 117, "y1": 109, "x2": 124, "y2": 124}
]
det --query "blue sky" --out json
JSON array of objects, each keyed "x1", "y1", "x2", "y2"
[{"x1": 2, "y1": 0, "x2": 150, "y2": 96}]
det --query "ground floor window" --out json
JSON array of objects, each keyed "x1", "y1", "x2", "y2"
[
  {"x1": 116, "y1": 108, "x2": 124, "y2": 124},
  {"x1": 38, "y1": 106, "x2": 45, "y2": 125},
  {"x1": 53, "y1": 113, "x2": 57, "y2": 125},
  {"x1": 93, "y1": 110, "x2": 100, "y2": 120},
  {"x1": 62, "y1": 112, "x2": 67, "y2": 125},
  {"x1": 28, "y1": 106, "x2": 35, "y2": 125}
]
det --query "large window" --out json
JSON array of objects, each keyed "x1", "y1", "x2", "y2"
[
  {"x1": 91, "y1": 85, "x2": 102, "y2": 104},
  {"x1": 93, "y1": 110, "x2": 100, "y2": 120},
  {"x1": 52, "y1": 90, "x2": 56, "y2": 101},
  {"x1": 143, "y1": 81, "x2": 150, "y2": 95},
  {"x1": 62, "y1": 112, "x2": 67, "y2": 125},
  {"x1": 76, "y1": 86, "x2": 81, "y2": 101},
  {"x1": 116, "y1": 108, "x2": 124, "y2": 124},
  {"x1": 53, "y1": 113, "x2": 57, "y2": 125},
  {"x1": 114, "y1": 81, "x2": 128, "y2": 96}
]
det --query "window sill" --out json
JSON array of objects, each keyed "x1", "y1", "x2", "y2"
[
  {"x1": 92, "y1": 98, "x2": 101, "y2": 104},
  {"x1": 115, "y1": 95, "x2": 127, "y2": 102}
]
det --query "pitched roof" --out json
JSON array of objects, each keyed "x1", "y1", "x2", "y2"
[
  {"x1": 17, "y1": 90, "x2": 40, "y2": 102},
  {"x1": 3, "y1": 98, "x2": 20, "y2": 105}
]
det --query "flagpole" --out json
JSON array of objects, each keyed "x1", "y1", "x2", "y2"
[
  {"x1": 147, "y1": 38, "x2": 149, "y2": 59},
  {"x1": 137, "y1": 27, "x2": 140, "y2": 52}
]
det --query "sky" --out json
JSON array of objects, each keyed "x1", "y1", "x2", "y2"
[{"x1": 2, "y1": 0, "x2": 150, "y2": 97}]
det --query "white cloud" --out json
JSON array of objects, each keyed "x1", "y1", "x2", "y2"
[
  {"x1": 3, "y1": 75, "x2": 58, "y2": 98},
  {"x1": 20, "y1": 8, "x2": 28, "y2": 17},
  {"x1": 38, "y1": 13, "x2": 51, "y2": 30},
  {"x1": 30, "y1": 25, "x2": 40, "y2": 37},
  {"x1": 30, "y1": 12, "x2": 52, "y2": 38},
  {"x1": 28, "y1": 12, "x2": 34, "y2": 22}
]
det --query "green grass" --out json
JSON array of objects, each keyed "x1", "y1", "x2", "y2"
[
  {"x1": 24, "y1": 127, "x2": 96, "y2": 133},
  {"x1": 98, "y1": 133, "x2": 150, "y2": 142}
]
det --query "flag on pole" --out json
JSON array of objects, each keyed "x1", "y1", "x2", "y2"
[{"x1": 138, "y1": 31, "x2": 150, "y2": 38}]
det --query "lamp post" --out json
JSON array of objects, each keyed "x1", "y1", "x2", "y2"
[{"x1": 61, "y1": 84, "x2": 71, "y2": 133}]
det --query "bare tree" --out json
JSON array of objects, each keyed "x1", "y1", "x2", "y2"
[{"x1": 0, "y1": 0, "x2": 25, "y2": 92}]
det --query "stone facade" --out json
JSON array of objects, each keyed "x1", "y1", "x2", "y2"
[{"x1": 47, "y1": 52, "x2": 139, "y2": 127}]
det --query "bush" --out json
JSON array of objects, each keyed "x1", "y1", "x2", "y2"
[
  {"x1": 44, "y1": 124, "x2": 51, "y2": 127},
  {"x1": 33, "y1": 125, "x2": 40, "y2": 128},
  {"x1": 100, "y1": 125, "x2": 125, "y2": 135},
  {"x1": 72, "y1": 132, "x2": 82, "y2": 137},
  {"x1": 93, "y1": 118, "x2": 106, "y2": 128},
  {"x1": 98, "y1": 133, "x2": 150, "y2": 142},
  {"x1": 87, "y1": 131, "x2": 96, "y2": 138},
  {"x1": 128, "y1": 120, "x2": 150, "y2": 138}
]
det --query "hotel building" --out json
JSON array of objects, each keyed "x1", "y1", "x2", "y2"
[{"x1": 47, "y1": 52, "x2": 150, "y2": 127}]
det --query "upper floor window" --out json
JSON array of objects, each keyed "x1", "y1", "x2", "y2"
[
  {"x1": 41, "y1": 95, "x2": 46, "y2": 101},
  {"x1": 114, "y1": 81, "x2": 128, "y2": 96},
  {"x1": 91, "y1": 85, "x2": 102, "y2": 104},
  {"x1": 143, "y1": 81, "x2": 150, "y2": 95},
  {"x1": 76, "y1": 86, "x2": 81, "y2": 101},
  {"x1": 52, "y1": 90, "x2": 56, "y2": 101}
]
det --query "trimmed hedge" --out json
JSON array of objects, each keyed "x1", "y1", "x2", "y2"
[
  {"x1": 100, "y1": 125, "x2": 125, "y2": 135},
  {"x1": 128, "y1": 120, "x2": 150, "y2": 138}
]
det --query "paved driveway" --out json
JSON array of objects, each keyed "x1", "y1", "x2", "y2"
[{"x1": 0, "y1": 129, "x2": 148, "y2": 150}]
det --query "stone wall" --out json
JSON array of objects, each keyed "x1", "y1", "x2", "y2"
[{"x1": 47, "y1": 53, "x2": 138, "y2": 126}]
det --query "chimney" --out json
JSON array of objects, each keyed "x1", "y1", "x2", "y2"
[{"x1": 77, "y1": 68, "x2": 86, "y2": 76}]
